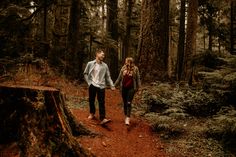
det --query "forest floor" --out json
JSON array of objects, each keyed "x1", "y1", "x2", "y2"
[
  {"x1": 70, "y1": 86, "x2": 167, "y2": 157},
  {"x1": 1, "y1": 68, "x2": 234, "y2": 157},
  {"x1": 0, "y1": 70, "x2": 168, "y2": 157}
]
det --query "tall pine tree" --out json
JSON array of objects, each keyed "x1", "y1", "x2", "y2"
[{"x1": 137, "y1": 0, "x2": 170, "y2": 81}]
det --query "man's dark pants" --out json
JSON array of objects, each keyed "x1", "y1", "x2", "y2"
[{"x1": 89, "y1": 84, "x2": 105, "y2": 120}]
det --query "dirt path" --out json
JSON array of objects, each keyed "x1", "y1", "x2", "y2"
[{"x1": 72, "y1": 88, "x2": 166, "y2": 157}]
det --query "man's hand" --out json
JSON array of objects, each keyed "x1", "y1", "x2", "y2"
[{"x1": 111, "y1": 86, "x2": 116, "y2": 91}]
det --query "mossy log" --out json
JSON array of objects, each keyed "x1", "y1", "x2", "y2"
[{"x1": 0, "y1": 84, "x2": 93, "y2": 157}]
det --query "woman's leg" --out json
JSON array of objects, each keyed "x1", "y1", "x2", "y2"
[
  {"x1": 122, "y1": 88, "x2": 128, "y2": 116},
  {"x1": 126, "y1": 88, "x2": 135, "y2": 117}
]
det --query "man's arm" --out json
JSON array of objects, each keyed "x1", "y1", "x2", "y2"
[
  {"x1": 114, "y1": 69, "x2": 122, "y2": 87},
  {"x1": 105, "y1": 65, "x2": 115, "y2": 89},
  {"x1": 83, "y1": 63, "x2": 91, "y2": 86}
]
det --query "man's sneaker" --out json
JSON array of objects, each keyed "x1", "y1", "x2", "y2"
[
  {"x1": 100, "y1": 118, "x2": 111, "y2": 125},
  {"x1": 125, "y1": 117, "x2": 130, "y2": 125},
  {"x1": 88, "y1": 114, "x2": 95, "y2": 120}
]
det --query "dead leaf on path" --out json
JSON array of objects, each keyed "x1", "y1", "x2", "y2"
[
  {"x1": 102, "y1": 141, "x2": 107, "y2": 147},
  {"x1": 139, "y1": 135, "x2": 143, "y2": 138}
]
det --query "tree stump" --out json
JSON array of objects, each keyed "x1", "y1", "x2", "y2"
[{"x1": 0, "y1": 84, "x2": 93, "y2": 157}]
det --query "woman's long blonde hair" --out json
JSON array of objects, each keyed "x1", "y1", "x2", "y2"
[{"x1": 122, "y1": 57, "x2": 135, "y2": 76}]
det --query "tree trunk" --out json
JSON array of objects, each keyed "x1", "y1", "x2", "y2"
[
  {"x1": 176, "y1": 0, "x2": 186, "y2": 81},
  {"x1": 203, "y1": 27, "x2": 206, "y2": 50},
  {"x1": 41, "y1": 0, "x2": 49, "y2": 58},
  {"x1": 43, "y1": 0, "x2": 47, "y2": 42},
  {"x1": 0, "y1": 85, "x2": 93, "y2": 157},
  {"x1": 106, "y1": 0, "x2": 119, "y2": 79},
  {"x1": 67, "y1": 0, "x2": 83, "y2": 79},
  {"x1": 208, "y1": 14, "x2": 213, "y2": 51},
  {"x1": 218, "y1": 37, "x2": 221, "y2": 55},
  {"x1": 122, "y1": 0, "x2": 133, "y2": 60},
  {"x1": 101, "y1": 0, "x2": 105, "y2": 42},
  {"x1": 50, "y1": 1, "x2": 70, "y2": 75},
  {"x1": 184, "y1": 0, "x2": 198, "y2": 85},
  {"x1": 137, "y1": 0, "x2": 169, "y2": 81},
  {"x1": 231, "y1": 0, "x2": 236, "y2": 55},
  {"x1": 89, "y1": 26, "x2": 93, "y2": 60}
]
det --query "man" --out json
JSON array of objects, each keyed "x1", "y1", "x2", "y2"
[{"x1": 84, "y1": 49, "x2": 115, "y2": 124}]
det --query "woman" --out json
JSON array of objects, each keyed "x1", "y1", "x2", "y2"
[{"x1": 115, "y1": 57, "x2": 141, "y2": 125}]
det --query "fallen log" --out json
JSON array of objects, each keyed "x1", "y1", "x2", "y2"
[{"x1": 0, "y1": 84, "x2": 93, "y2": 157}]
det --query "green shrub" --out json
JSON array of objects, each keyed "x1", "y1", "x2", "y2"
[
  {"x1": 140, "y1": 83, "x2": 222, "y2": 117},
  {"x1": 206, "y1": 107, "x2": 236, "y2": 151},
  {"x1": 193, "y1": 50, "x2": 225, "y2": 69},
  {"x1": 223, "y1": 72, "x2": 236, "y2": 91},
  {"x1": 144, "y1": 114, "x2": 186, "y2": 139},
  {"x1": 182, "y1": 91, "x2": 221, "y2": 117},
  {"x1": 144, "y1": 94, "x2": 168, "y2": 112}
]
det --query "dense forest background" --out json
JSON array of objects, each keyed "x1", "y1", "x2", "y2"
[
  {"x1": 0, "y1": 0, "x2": 233, "y2": 82},
  {"x1": 1, "y1": 0, "x2": 236, "y2": 156}
]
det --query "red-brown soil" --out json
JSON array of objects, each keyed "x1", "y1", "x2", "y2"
[
  {"x1": 72, "y1": 88, "x2": 167, "y2": 157},
  {"x1": 0, "y1": 73, "x2": 167, "y2": 157}
]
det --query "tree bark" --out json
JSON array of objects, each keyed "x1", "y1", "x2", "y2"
[
  {"x1": 0, "y1": 85, "x2": 93, "y2": 157},
  {"x1": 67, "y1": 0, "x2": 83, "y2": 79},
  {"x1": 43, "y1": 0, "x2": 47, "y2": 42},
  {"x1": 122, "y1": 0, "x2": 133, "y2": 60},
  {"x1": 184, "y1": 0, "x2": 198, "y2": 85},
  {"x1": 208, "y1": 14, "x2": 213, "y2": 51},
  {"x1": 203, "y1": 27, "x2": 206, "y2": 50},
  {"x1": 137, "y1": 0, "x2": 169, "y2": 81},
  {"x1": 176, "y1": 0, "x2": 186, "y2": 81},
  {"x1": 231, "y1": 0, "x2": 236, "y2": 54},
  {"x1": 106, "y1": 0, "x2": 119, "y2": 79},
  {"x1": 101, "y1": 0, "x2": 105, "y2": 42}
]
